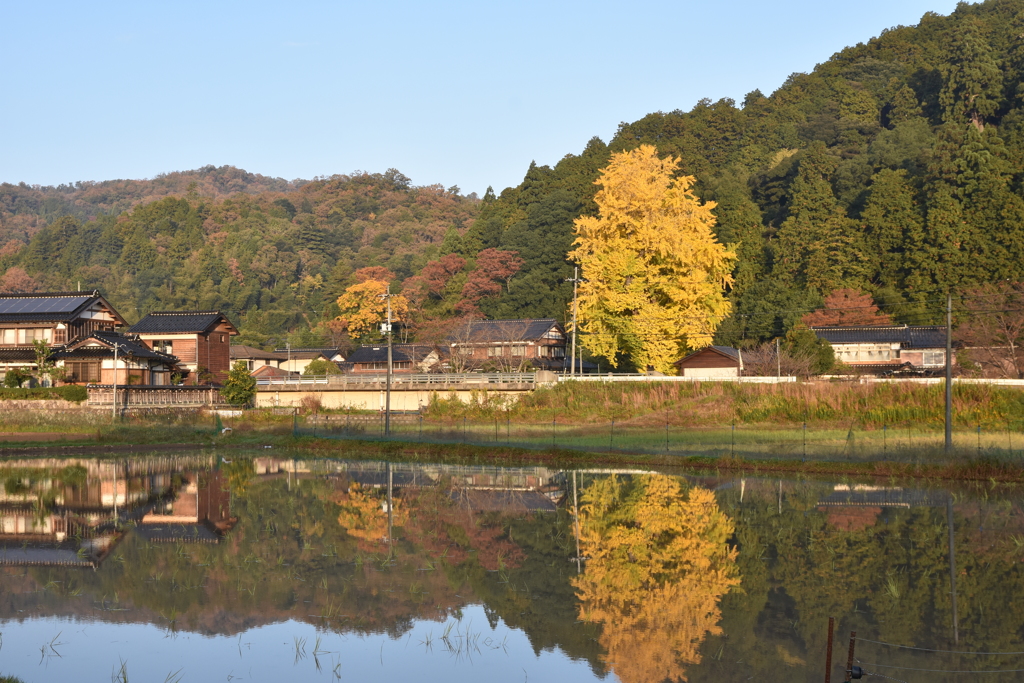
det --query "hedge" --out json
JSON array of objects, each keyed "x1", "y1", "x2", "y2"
[{"x1": 0, "y1": 385, "x2": 88, "y2": 403}]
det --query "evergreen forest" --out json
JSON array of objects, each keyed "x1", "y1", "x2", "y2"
[{"x1": 4, "y1": 0, "x2": 1024, "y2": 357}]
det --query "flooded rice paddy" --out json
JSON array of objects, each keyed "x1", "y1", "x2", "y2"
[{"x1": 1, "y1": 452, "x2": 1024, "y2": 682}]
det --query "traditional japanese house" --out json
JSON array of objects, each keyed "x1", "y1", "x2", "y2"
[
  {"x1": 230, "y1": 344, "x2": 286, "y2": 371},
  {"x1": 128, "y1": 311, "x2": 239, "y2": 384},
  {"x1": 811, "y1": 325, "x2": 952, "y2": 373},
  {"x1": 52, "y1": 330, "x2": 179, "y2": 385},
  {"x1": 446, "y1": 319, "x2": 567, "y2": 370},
  {"x1": 0, "y1": 291, "x2": 125, "y2": 383},
  {"x1": 342, "y1": 344, "x2": 442, "y2": 374},
  {"x1": 273, "y1": 347, "x2": 345, "y2": 373}
]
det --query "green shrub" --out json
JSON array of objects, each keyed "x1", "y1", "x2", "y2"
[{"x1": 0, "y1": 385, "x2": 88, "y2": 402}]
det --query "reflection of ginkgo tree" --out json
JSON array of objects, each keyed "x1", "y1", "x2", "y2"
[
  {"x1": 573, "y1": 474, "x2": 740, "y2": 683},
  {"x1": 336, "y1": 482, "x2": 408, "y2": 544}
]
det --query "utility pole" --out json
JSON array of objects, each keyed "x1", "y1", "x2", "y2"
[
  {"x1": 566, "y1": 267, "x2": 583, "y2": 377},
  {"x1": 111, "y1": 339, "x2": 118, "y2": 420},
  {"x1": 776, "y1": 337, "x2": 781, "y2": 378},
  {"x1": 945, "y1": 291, "x2": 953, "y2": 453},
  {"x1": 380, "y1": 285, "x2": 394, "y2": 436}
]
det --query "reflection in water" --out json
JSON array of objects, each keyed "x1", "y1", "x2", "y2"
[
  {"x1": 3, "y1": 455, "x2": 1024, "y2": 682},
  {"x1": 0, "y1": 456, "x2": 234, "y2": 567},
  {"x1": 574, "y1": 474, "x2": 740, "y2": 683}
]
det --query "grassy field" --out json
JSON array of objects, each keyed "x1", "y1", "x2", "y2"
[{"x1": 422, "y1": 379, "x2": 1024, "y2": 430}]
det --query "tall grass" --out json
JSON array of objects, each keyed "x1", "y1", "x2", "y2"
[{"x1": 423, "y1": 380, "x2": 1024, "y2": 429}]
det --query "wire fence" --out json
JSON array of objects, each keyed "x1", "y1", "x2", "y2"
[{"x1": 292, "y1": 414, "x2": 1024, "y2": 462}]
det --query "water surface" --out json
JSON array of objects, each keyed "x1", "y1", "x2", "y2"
[{"x1": 1, "y1": 453, "x2": 1023, "y2": 682}]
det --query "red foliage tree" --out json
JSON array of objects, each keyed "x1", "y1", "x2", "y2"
[
  {"x1": 420, "y1": 254, "x2": 466, "y2": 297},
  {"x1": 456, "y1": 249, "x2": 524, "y2": 315},
  {"x1": 801, "y1": 288, "x2": 891, "y2": 327},
  {"x1": 0, "y1": 267, "x2": 40, "y2": 293},
  {"x1": 353, "y1": 266, "x2": 395, "y2": 283},
  {"x1": 957, "y1": 282, "x2": 1024, "y2": 378}
]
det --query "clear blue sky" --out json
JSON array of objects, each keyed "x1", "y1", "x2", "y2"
[{"x1": 1, "y1": 0, "x2": 964, "y2": 196}]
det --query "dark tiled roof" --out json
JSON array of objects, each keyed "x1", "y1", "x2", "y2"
[
  {"x1": 447, "y1": 319, "x2": 563, "y2": 344},
  {"x1": 0, "y1": 349, "x2": 37, "y2": 362},
  {"x1": 675, "y1": 345, "x2": 740, "y2": 365},
  {"x1": 231, "y1": 345, "x2": 285, "y2": 361},
  {"x1": 346, "y1": 345, "x2": 438, "y2": 364},
  {"x1": 0, "y1": 291, "x2": 121, "y2": 324},
  {"x1": 54, "y1": 331, "x2": 177, "y2": 363},
  {"x1": 128, "y1": 311, "x2": 236, "y2": 335},
  {"x1": 812, "y1": 325, "x2": 947, "y2": 348}
]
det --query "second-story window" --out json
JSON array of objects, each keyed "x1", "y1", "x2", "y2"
[
  {"x1": 153, "y1": 340, "x2": 174, "y2": 355},
  {"x1": 23, "y1": 328, "x2": 51, "y2": 344}
]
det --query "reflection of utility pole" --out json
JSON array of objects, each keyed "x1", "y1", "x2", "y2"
[
  {"x1": 387, "y1": 461, "x2": 393, "y2": 543},
  {"x1": 948, "y1": 494, "x2": 959, "y2": 644},
  {"x1": 566, "y1": 268, "x2": 583, "y2": 377},
  {"x1": 380, "y1": 286, "x2": 395, "y2": 436},
  {"x1": 571, "y1": 470, "x2": 582, "y2": 572}
]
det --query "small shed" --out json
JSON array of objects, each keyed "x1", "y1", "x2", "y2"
[{"x1": 674, "y1": 346, "x2": 741, "y2": 378}]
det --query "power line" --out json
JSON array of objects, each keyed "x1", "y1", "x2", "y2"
[
  {"x1": 857, "y1": 660, "x2": 1024, "y2": 674},
  {"x1": 856, "y1": 637, "x2": 1024, "y2": 656}
]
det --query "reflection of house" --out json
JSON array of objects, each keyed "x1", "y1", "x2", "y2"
[
  {"x1": 447, "y1": 319, "x2": 567, "y2": 370},
  {"x1": 811, "y1": 325, "x2": 952, "y2": 373},
  {"x1": 0, "y1": 291, "x2": 125, "y2": 382},
  {"x1": 342, "y1": 344, "x2": 441, "y2": 374},
  {"x1": 0, "y1": 456, "x2": 233, "y2": 565},
  {"x1": 273, "y1": 348, "x2": 344, "y2": 374},
  {"x1": 139, "y1": 469, "x2": 235, "y2": 543},
  {"x1": 129, "y1": 311, "x2": 239, "y2": 384},
  {"x1": 230, "y1": 344, "x2": 285, "y2": 371},
  {"x1": 674, "y1": 346, "x2": 741, "y2": 378},
  {"x1": 53, "y1": 330, "x2": 179, "y2": 385}
]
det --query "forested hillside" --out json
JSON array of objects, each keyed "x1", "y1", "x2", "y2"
[
  {"x1": 469, "y1": 0, "x2": 1024, "y2": 343},
  {"x1": 3, "y1": 0, "x2": 1024, "y2": 358}
]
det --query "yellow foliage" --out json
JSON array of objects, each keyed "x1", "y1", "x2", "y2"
[
  {"x1": 569, "y1": 145, "x2": 736, "y2": 372},
  {"x1": 334, "y1": 279, "x2": 409, "y2": 340},
  {"x1": 573, "y1": 475, "x2": 739, "y2": 683},
  {"x1": 336, "y1": 483, "x2": 408, "y2": 542}
]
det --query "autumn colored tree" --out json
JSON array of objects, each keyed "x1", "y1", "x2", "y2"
[
  {"x1": 957, "y1": 282, "x2": 1024, "y2": 378},
  {"x1": 801, "y1": 289, "x2": 892, "y2": 327},
  {"x1": 0, "y1": 267, "x2": 40, "y2": 293},
  {"x1": 334, "y1": 280, "x2": 409, "y2": 340},
  {"x1": 336, "y1": 482, "x2": 408, "y2": 546},
  {"x1": 456, "y1": 248, "x2": 524, "y2": 316},
  {"x1": 573, "y1": 475, "x2": 739, "y2": 683},
  {"x1": 569, "y1": 145, "x2": 735, "y2": 372},
  {"x1": 353, "y1": 266, "x2": 396, "y2": 284}
]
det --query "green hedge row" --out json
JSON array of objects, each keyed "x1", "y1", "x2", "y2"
[{"x1": 0, "y1": 385, "x2": 88, "y2": 403}]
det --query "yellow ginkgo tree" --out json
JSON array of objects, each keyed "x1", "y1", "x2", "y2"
[
  {"x1": 573, "y1": 474, "x2": 739, "y2": 683},
  {"x1": 335, "y1": 279, "x2": 409, "y2": 340},
  {"x1": 569, "y1": 145, "x2": 736, "y2": 372}
]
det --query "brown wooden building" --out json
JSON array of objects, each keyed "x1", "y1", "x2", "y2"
[
  {"x1": 447, "y1": 319, "x2": 568, "y2": 370},
  {"x1": 128, "y1": 311, "x2": 238, "y2": 384},
  {"x1": 674, "y1": 346, "x2": 741, "y2": 378}
]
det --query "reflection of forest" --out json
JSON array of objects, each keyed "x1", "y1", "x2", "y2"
[{"x1": 4, "y1": 456, "x2": 1024, "y2": 682}]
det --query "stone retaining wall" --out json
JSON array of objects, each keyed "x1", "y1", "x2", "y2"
[{"x1": 0, "y1": 400, "x2": 86, "y2": 410}]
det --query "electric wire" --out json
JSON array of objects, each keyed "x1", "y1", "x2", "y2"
[
  {"x1": 857, "y1": 659, "x2": 1024, "y2": 674},
  {"x1": 855, "y1": 637, "x2": 1024, "y2": 656}
]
